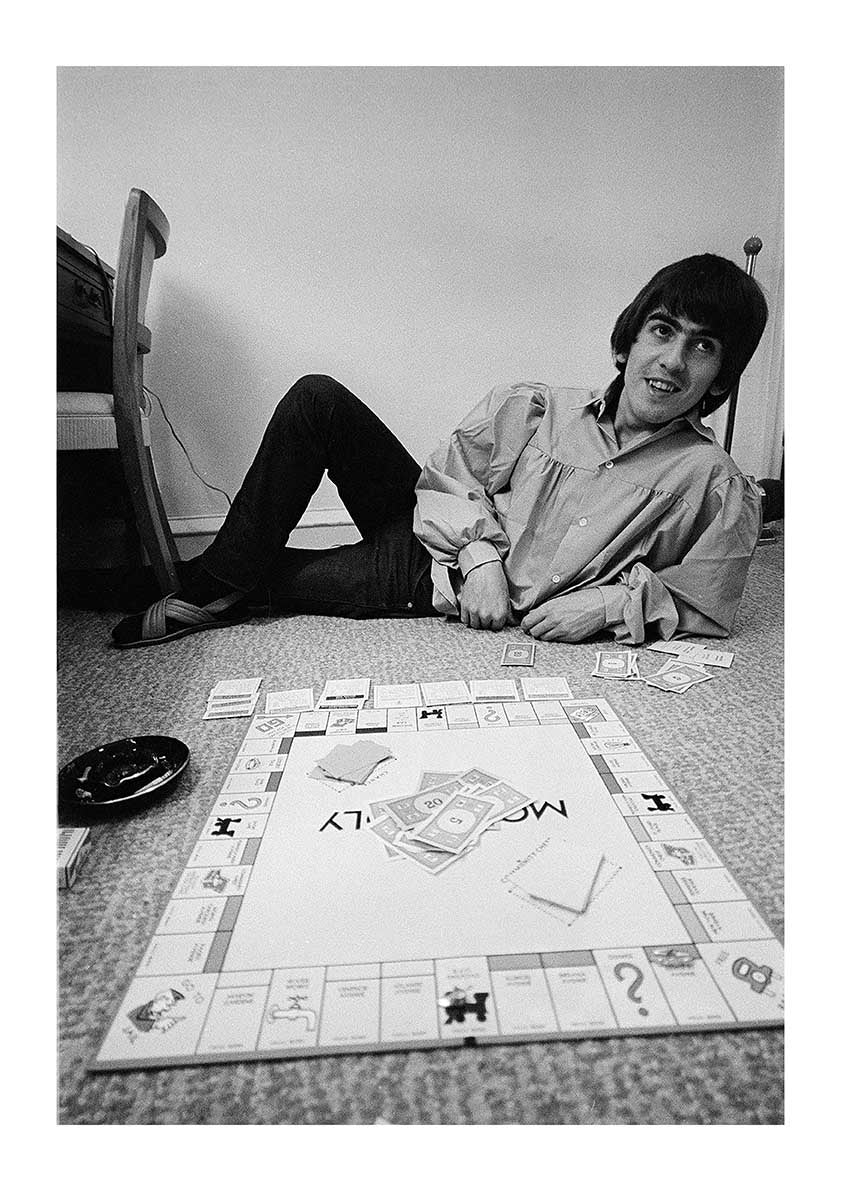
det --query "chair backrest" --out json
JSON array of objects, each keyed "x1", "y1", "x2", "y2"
[
  {"x1": 113, "y1": 189, "x2": 169, "y2": 378},
  {"x1": 110, "y1": 189, "x2": 180, "y2": 591}
]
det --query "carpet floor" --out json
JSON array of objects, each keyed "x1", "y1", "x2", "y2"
[{"x1": 58, "y1": 534, "x2": 784, "y2": 1124}]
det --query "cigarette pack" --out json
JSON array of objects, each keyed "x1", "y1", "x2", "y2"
[{"x1": 58, "y1": 826, "x2": 91, "y2": 889}]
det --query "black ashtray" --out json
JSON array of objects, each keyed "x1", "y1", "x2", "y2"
[{"x1": 58, "y1": 735, "x2": 190, "y2": 820}]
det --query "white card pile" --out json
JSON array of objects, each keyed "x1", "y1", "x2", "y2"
[
  {"x1": 373, "y1": 683, "x2": 422, "y2": 709},
  {"x1": 265, "y1": 687, "x2": 314, "y2": 714},
  {"x1": 420, "y1": 680, "x2": 472, "y2": 705},
  {"x1": 311, "y1": 740, "x2": 393, "y2": 784},
  {"x1": 317, "y1": 678, "x2": 371, "y2": 710},
  {"x1": 203, "y1": 677, "x2": 262, "y2": 719},
  {"x1": 520, "y1": 675, "x2": 573, "y2": 700},
  {"x1": 469, "y1": 678, "x2": 519, "y2": 702},
  {"x1": 366, "y1": 767, "x2": 531, "y2": 875},
  {"x1": 505, "y1": 833, "x2": 604, "y2": 913}
]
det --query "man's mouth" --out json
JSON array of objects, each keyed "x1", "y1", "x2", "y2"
[{"x1": 646, "y1": 378, "x2": 680, "y2": 394}]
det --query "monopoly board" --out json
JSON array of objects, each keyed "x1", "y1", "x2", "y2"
[{"x1": 91, "y1": 697, "x2": 783, "y2": 1070}]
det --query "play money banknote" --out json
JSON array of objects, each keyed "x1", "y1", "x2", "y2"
[
  {"x1": 482, "y1": 780, "x2": 532, "y2": 821},
  {"x1": 380, "y1": 777, "x2": 471, "y2": 830},
  {"x1": 411, "y1": 792, "x2": 500, "y2": 853}
]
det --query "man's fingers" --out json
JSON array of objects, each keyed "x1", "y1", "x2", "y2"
[{"x1": 461, "y1": 596, "x2": 513, "y2": 632}]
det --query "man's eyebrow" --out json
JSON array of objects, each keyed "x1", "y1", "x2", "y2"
[{"x1": 646, "y1": 310, "x2": 721, "y2": 339}]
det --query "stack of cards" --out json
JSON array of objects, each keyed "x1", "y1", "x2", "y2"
[
  {"x1": 520, "y1": 675, "x2": 573, "y2": 700},
  {"x1": 203, "y1": 677, "x2": 262, "y2": 719},
  {"x1": 504, "y1": 833, "x2": 604, "y2": 915},
  {"x1": 591, "y1": 651, "x2": 640, "y2": 680},
  {"x1": 265, "y1": 687, "x2": 314, "y2": 714},
  {"x1": 311, "y1": 740, "x2": 394, "y2": 785},
  {"x1": 500, "y1": 642, "x2": 536, "y2": 667},
  {"x1": 419, "y1": 680, "x2": 472, "y2": 705},
  {"x1": 373, "y1": 683, "x2": 422, "y2": 709},
  {"x1": 648, "y1": 641, "x2": 734, "y2": 668},
  {"x1": 469, "y1": 678, "x2": 519, "y2": 701},
  {"x1": 644, "y1": 658, "x2": 712, "y2": 693},
  {"x1": 366, "y1": 768, "x2": 531, "y2": 875},
  {"x1": 317, "y1": 678, "x2": 371, "y2": 710}
]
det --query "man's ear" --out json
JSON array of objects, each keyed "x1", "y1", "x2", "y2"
[
  {"x1": 614, "y1": 352, "x2": 627, "y2": 366},
  {"x1": 709, "y1": 381, "x2": 730, "y2": 397}
]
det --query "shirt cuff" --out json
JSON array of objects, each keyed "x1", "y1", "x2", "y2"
[
  {"x1": 597, "y1": 584, "x2": 629, "y2": 629},
  {"x1": 458, "y1": 540, "x2": 502, "y2": 577}
]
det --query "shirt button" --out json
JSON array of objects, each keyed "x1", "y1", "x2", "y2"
[
  {"x1": 604, "y1": 460, "x2": 614, "y2": 469},
  {"x1": 578, "y1": 517, "x2": 589, "y2": 527},
  {"x1": 552, "y1": 574, "x2": 561, "y2": 583}
]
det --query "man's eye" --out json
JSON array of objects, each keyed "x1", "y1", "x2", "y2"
[
  {"x1": 695, "y1": 340, "x2": 719, "y2": 355},
  {"x1": 650, "y1": 323, "x2": 671, "y2": 339}
]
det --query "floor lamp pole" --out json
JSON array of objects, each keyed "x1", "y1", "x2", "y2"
[{"x1": 723, "y1": 236, "x2": 763, "y2": 454}]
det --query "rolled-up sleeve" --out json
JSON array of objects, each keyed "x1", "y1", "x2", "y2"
[
  {"x1": 599, "y1": 474, "x2": 763, "y2": 644},
  {"x1": 413, "y1": 383, "x2": 547, "y2": 575}
]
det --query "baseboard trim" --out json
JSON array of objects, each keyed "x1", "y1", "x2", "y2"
[{"x1": 169, "y1": 507, "x2": 354, "y2": 539}]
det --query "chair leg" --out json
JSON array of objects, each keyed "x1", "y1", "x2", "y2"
[
  {"x1": 114, "y1": 416, "x2": 180, "y2": 594},
  {"x1": 145, "y1": 445, "x2": 181, "y2": 588}
]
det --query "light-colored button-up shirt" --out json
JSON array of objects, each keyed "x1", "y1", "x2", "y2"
[{"x1": 412, "y1": 382, "x2": 763, "y2": 643}]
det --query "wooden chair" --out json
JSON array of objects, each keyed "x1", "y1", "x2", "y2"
[{"x1": 57, "y1": 189, "x2": 180, "y2": 593}]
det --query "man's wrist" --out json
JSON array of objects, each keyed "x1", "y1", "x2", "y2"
[
  {"x1": 458, "y1": 540, "x2": 502, "y2": 578},
  {"x1": 597, "y1": 584, "x2": 627, "y2": 628},
  {"x1": 462, "y1": 558, "x2": 504, "y2": 582}
]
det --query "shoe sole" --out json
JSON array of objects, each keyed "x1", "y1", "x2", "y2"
[{"x1": 113, "y1": 618, "x2": 245, "y2": 650}]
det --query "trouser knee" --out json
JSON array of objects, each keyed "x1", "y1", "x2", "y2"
[{"x1": 278, "y1": 374, "x2": 351, "y2": 422}]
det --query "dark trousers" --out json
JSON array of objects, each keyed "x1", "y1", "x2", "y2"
[{"x1": 200, "y1": 375, "x2": 436, "y2": 619}]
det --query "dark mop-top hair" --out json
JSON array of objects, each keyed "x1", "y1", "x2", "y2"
[{"x1": 605, "y1": 253, "x2": 769, "y2": 417}]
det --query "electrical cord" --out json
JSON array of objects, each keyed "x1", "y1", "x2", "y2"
[{"x1": 142, "y1": 384, "x2": 233, "y2": 510}]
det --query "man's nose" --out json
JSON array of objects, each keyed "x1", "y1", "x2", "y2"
[{"x1": 660, "y1": 337, "x2": 688, "y2": 373}]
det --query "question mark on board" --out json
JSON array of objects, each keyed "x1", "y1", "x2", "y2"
[
  {"x1": 613, "y1": 963, "x2": 649, "y2": 1016},
  {"x1": 226, "y1": 797, "x2": 262, "y2": 810}
]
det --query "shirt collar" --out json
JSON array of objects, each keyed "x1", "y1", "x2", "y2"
[
  {"x1": 570, "y1": 388, "x2": 719, "y2": 444},
  {"x1": 568, "y1": 390, "x2": 607, "y2": 414},
  {"x1": 682, "y1": 405, "x2": 718, "y2": 442}
]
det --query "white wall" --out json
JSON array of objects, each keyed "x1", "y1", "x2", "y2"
[{"x1": 57, "y1": 66, "x2": 784, "y2": 540}]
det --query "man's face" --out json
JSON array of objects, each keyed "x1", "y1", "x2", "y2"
[{"x1": 616, "y1": 309, "x2": 725, "y2": 433}]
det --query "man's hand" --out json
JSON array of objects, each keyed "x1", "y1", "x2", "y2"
[
  {"x1": 459, "y1": 561, "x2": 514, "y2": 631},
  {"x1": 521, "y1": 589, "x2": 606, "y2": 643}
]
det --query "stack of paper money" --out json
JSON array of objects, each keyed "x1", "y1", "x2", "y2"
[
  {"x1": 644, "y1": 657, "x2": 713, "y2": 693},
  {"x1": 366, "y1": 768, "x2": 531, "y2": 875},
  {"x1": 591, "y1": 651, "x2": 640, "y2": 680}
]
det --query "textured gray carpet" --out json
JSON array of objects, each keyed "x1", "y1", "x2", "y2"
[{"x1": 58, "y1": 535, "x2": 783, "y2": 1124}]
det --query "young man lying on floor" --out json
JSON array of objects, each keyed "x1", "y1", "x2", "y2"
[{"x1": 113, "y1": 252, "x2": 768, "y2": 650}]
